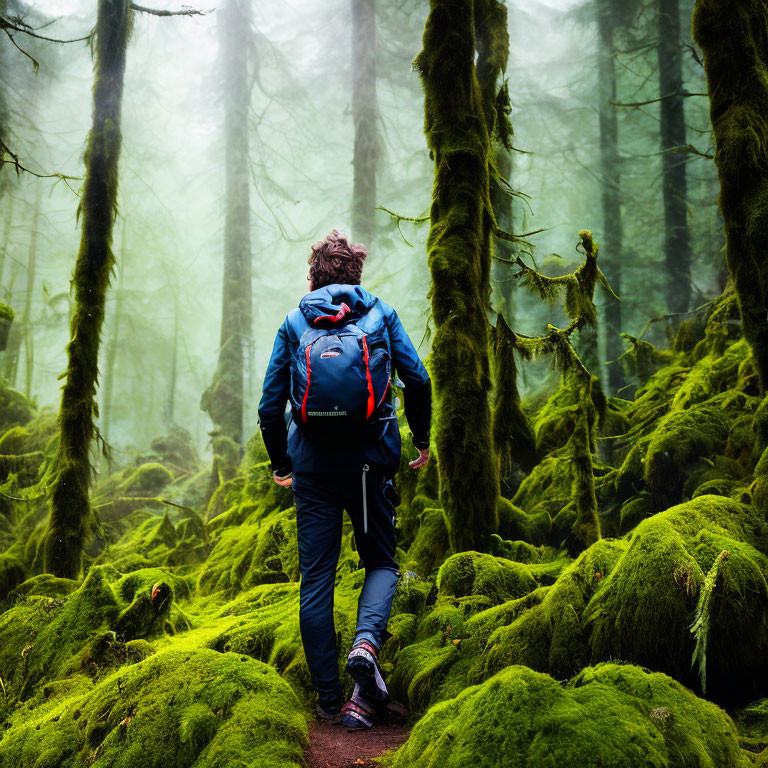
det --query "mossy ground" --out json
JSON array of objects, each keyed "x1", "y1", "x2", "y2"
[{"x1": 1, "y1": 291, "x2": 767, "y2": 764}]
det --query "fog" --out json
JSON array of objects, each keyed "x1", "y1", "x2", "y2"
[{"x1": 0, "y1": 0, "x2": 719, "y2": 460}]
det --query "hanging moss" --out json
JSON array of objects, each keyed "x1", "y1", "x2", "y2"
[
  {"x1": 491, "y1": 315, "x2": 537, "y2": 490},
  {"x1": 692, "y1": 0, "x2": 768, "y2": 392},
  {"x1": 44, "y1": 0, "x2": 133, "y2": 579}
]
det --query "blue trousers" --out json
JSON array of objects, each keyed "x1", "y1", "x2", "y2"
[{"x1": 292, "y1": 470, "x2": 400, "y2": 698}]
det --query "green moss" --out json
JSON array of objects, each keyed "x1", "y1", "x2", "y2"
[
  {"x1": 0, "y1": 301, "x2": 14, "y2": 322},
  {"x1": 491, "y1": 314, "x2": 537, "y2": 485},
  {"x1": 122, "y1": 462, "x2": 173, "y2": 495},
  {"x1": 643, "y1": 394, "x2": 753, "y2": 506},
  {"x1": 437, "y1": 551, "x2": 538, "y2": 604},
  {"x1": 0, "y1": 648, "x2": 308, "y2": 768},
  {"x1": 383, "y1": 662, "x2": 747, "y2": 768},
  {"x1": 11, "y1": 573, "x2": 78, "y2": 599},
  {"x1": 197, "y1": 505, "x2": 299, "y2": 596},
  {"x1": 44, "y1": 0, "x2": 134, "y2": 580},
  {"x1": 693, "y1": 0, "x2": 768, "y2": 391},
  {"x1": 586, "y1": 495, "x2": 768, "y2": 702},
  {"x1": 403, "y1": 506, "x2": 450, "y2": 577},
  {"x1": 0, "y1": 383, "x2": 35, "y2": 433},
  {"x1": 481, "y1": 538, "x2": 626, "y2": 681},
  {"x1": 415, "y1": 0, "x2": 500, "y2": 554}
]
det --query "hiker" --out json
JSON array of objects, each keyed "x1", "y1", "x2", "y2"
[{"x1": 257, "y1": 230, "x2": 432, "y2": 728}]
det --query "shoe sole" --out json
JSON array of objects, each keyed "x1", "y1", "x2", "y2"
[{"x1": 346, "y1": 656, "x2": 390, "y2": 705}]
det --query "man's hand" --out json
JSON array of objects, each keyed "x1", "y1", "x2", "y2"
[
  {"x1": 409, "y1": 448, "x2": 430, "y2": 469},
  {"x1": 273, "y1": 473, "x2": 293, "y2": 487}
]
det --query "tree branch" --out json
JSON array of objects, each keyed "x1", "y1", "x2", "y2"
[
  {"x1": 612, "y1": 91, "x2": 708, "y2": 108},
  {"x1": 130, "y1": 4, "x2": 207, "y2": 16},
  {"x1": 0, "y1": 15, "x2": 91, "y2": 44}
]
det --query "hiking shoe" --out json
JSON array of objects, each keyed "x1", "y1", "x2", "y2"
[
  {"x1": 346, "y1": 640, "x2": 389, "y2": 705},
  {"x1": 315, "y1": 691, "x2": 342, "y2": 722},
  {"x1": 340, "y1": 684, "x2": 378, "y2": 730}
]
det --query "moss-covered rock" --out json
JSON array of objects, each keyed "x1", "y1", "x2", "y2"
[
  {"x1": 122, "y1": 462, "x2": 174, "y2": 496},
  {"x1": 0, "y1": 648, "x2": 308, "y2": 768},
  {"x1": 384, "y1": 662, "x2": 747, "y2": 768},
  {"x1": 585, "y1": 495, "x2": 768, "y2": 703},
  {"x1": 436, "y1": 551, "x2": 538, "y2": 604},
  {"x1": 481, "y1": 538, "x2": 626, "y2": 681}
]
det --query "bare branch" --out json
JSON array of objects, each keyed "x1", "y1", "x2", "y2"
[
  {"x1": 612, "y1": 91, "x2": 708, "y2": 108},
  {"x1": 0, "y1": 15, "x2": 91, "y2": 44},
  {"x1": 658, "y1": 143, "x2": 714, "y2": 160},
  {"x1": 1, "y1": 138, "x2": 82, "y2": 184},
  {"x1": 130, "y1": 4, "x2": 207, "y2": 16}
]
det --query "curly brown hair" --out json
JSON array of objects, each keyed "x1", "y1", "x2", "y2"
[{"x1": 308, "y1": 230, "x2": 368, "y2": 289}]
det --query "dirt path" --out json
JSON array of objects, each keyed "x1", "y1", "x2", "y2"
[{"x1": 306, "y1": 720, "x2": 410, "y2": 768}]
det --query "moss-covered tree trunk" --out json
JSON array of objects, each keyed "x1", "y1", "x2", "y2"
[
  {"x1": 596, "y1": 0, "x2": 625, "y2": 393},
  {"x1": 658, "y1": 0, "x2": 691, "y2": 316},
  {"x1": 201, "y1": 0, "x2": 252, "y2": 446},
  {"x1": 351, "y1": 0, "x2": 379, "y2": 248},
  {"x1": 416, "y1": 0, "x2": 500, "y2": 553},
  {"x1": 692, "y1": 0, "x2": 768, "y2": 392},
  {"x1": 44, "y1": 0, "x2": 132, "y2": 578}
]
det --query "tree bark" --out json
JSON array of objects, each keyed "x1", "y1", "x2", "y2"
[
  {"x1": 658, "y1": 0, "x2": 691, "y2": 316},
  {"x1": 200, "y1": 0, "x2": 252, "y2": 446},
  {"x1": 692, "y1": 0, "x2": 768, "y2": 391},
  {"x1": 351, "y1": 0, "x2": 379, "y2": 248},
  {"x1": 45, "y1": 0, "x2": 132, "y2": 578},
  {"x1": 596, "y1": 0, "x2": 625, "y2": 393},
  {"x1": 415, "y1": 0, "x2": 500, "y2": 553}
]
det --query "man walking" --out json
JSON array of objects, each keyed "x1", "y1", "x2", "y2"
[{"x1": 257, "y1": 230, "x2": 431, "y2": 728}]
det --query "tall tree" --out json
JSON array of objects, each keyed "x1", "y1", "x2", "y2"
[
  {"x1": 21, "y1": 182, "x2": 41, "y2": 398},
  {"x1": 44, "y1": 0, "x2": 132, "y2": 578},
  {"x1": 416, "y1": 0, "x2": 508, "y2": 553},
  {"x1": 658, "y1": 0, "x2": 691, "y2": 315},
  {"x1": 200, "y1": 0, "x2": 253, "y2": 447},
  {"x1": 595, "y1": 0, "x2": 626, "y2": 392},
  {"x1": 100, "y1": 220, "x2": 128, "y2": 446},
  {"x1": 692, "y1": 0, "x2": 768, "y2": 391},
  {"x1": 351, "y1": 0, "x2": 379, "y2": 248}
]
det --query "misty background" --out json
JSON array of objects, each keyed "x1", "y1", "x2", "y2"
[{"x1": 0, "y1": 0, "x2": 720, "y2": 462}]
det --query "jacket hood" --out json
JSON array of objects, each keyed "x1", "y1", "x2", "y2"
[{"x1": 299, "y1": 284, "x2": 378, "y2": 327}]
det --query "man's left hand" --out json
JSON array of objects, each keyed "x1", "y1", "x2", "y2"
[{"x1": 274, "y1": 473, "x2": 293, "y2": 487}]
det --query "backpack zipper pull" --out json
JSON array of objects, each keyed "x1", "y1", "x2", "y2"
[{"x1": 362, "y1": 464, "x2": 369, "y2": 534}]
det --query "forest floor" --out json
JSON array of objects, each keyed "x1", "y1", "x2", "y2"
[{"x1": 307, "y1": 720, "x2": 410, "y2": 768}]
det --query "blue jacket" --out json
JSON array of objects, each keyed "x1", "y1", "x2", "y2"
[{"x1": 257, "y1": 284, "x2": 431, "y2": 474}]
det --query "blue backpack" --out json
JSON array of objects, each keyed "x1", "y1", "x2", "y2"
[{"x1": 289, "y1": 302, "x2": 392, "y2": 441}]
